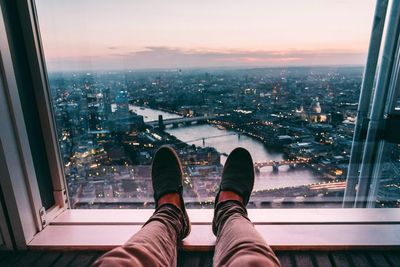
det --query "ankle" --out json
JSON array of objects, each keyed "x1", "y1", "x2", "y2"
[
  {"x1": 218, "y1": 191, "x2": 243, "y2": 204},
  {"x1": 158, "y1": 193, "x2": 181, "y2": 210}
]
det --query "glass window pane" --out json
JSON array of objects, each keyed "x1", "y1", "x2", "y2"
[
  {"x1": 394, "y1": 94, "x2": 400, "y2": 112},
  {"x1": 374, "y1": 141, "x2": 400, "y2": 208},
  {"x1": 34, "y1": 0, "x2": 377, "y2": 209}
]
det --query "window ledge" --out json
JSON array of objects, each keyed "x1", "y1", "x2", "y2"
[{"x1": 28, "y1": 209, "x2": 400, "y2": 251}]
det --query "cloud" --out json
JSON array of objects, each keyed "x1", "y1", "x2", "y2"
[
  {"x1": 107, "y1": 46, "x2": 119, "y2": 50},
  {"x1": 46, "y1": 46, "x2": 367, "y2": 71},
  {"x1": 120, "y1": 46, "x2": 365, "y2": 67}
]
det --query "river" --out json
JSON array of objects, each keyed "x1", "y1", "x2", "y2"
[{"x1": 130, "y1": 105, "x2": 321, "y2": 190}]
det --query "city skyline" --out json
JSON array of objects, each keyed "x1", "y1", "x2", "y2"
[
  {"x1": 48, "y1": 66, "x2": 400, "y2": 208},
  {"x1": 35, "y1": 0, "x2": 376, "y2": 71}
]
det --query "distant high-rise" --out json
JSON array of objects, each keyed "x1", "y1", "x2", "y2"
[
  {"x1": 114, "y1": 89, "x2": 131, "y2": 133},
  {"x1": 86, "y1": 85, "x2": 109, "y2": 145}
]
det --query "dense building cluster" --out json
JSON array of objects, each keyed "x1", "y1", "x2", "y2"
[{"x1": 49, "y1": 67, "x2": 400, "y2": 208}]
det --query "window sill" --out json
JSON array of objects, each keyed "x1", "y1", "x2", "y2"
[{"x1": 28, "y1": 209, "x2": 400, "y2": 251}]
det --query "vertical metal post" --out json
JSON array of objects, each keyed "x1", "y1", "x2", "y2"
[
  {"x1": 355, "y1": 0, "x2": 400, "y2": 208},
  {"x1": 343, "y1": 0, "x2": 389, "y2": 207},
  {"x1": 367, "y1": 34, "x2": 400, "y2": 208}
]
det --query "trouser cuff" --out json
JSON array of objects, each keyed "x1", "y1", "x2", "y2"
[{"x1": 212, "y1": 200, "x2": 250, "y2": 236}]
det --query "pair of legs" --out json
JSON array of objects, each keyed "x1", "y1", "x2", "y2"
[{"x1": 93, "y1": 147, "x2": 281, "y2": 267}]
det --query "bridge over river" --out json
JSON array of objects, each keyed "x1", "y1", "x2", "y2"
[
  {"x1": 146, "y1": 115, "x2": 218, "y2": 128},
  {"x1": 254, "y1": 159, "x2": 310, "y2": 172}
]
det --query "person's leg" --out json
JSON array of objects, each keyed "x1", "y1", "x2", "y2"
[
  {"x1": 93, "y1": 200, "x2": 183, "y2": 267},
  {"x1": 213, "y1": 197, "x2": 280, "y2": 267},
  {"x1": 93, "y1": 146, "x2": 190, "y2": 267},
  {"x1": 212, "y1": 148, "x2": 281, "y2": 267}
]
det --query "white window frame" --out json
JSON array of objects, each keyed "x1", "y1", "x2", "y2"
[
  {"x1": 1, "y1": 0, "x2": 400, "y2": 250},
  {"x1": 1, "y1": 2, "x2": 43, "y2": 249}
]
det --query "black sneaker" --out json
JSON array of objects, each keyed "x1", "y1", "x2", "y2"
[
  {"x1": 215, "y1": 147, "x2": 255, "y2": 206},
  {"x1": 151, "y1": 146, "x2": 190, "y2": 239}
]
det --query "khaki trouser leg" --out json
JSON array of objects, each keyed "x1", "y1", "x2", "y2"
[
  {"x1": 92, "y1": 204, "x2": 183, "y2": 267},
  {"x1": 213, "y1": 200, "x2": 281, "y2": 267}
]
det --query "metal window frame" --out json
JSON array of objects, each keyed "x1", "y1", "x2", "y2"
[
  {"x1": 366, "y1": 11, "x2": 400, "y2": 208},
  {"x1": 0, "y1": 0, "x2": 69, "y2": 249},
  {"x1": 344, "y1": 0, "x2": 400, "y2": 208},
  {"x1": 0, "y1": 2, "x2": 43, "y2": 249},
  {"x1": 12, "y1": 0, "x2": 69, "y2": 208},
  {"x1": 356, "y1": 0, "x2": 400, "y2": 207},
  {"x1": 343, "y1": 0, "x2": 389, "y2": 207}
]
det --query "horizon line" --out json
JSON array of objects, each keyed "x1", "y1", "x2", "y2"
[{"x1": 46, "y1": 63, "x2": 365, "y2": 74}]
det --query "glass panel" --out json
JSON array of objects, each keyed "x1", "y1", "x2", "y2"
[
  {"x1": 374, "y1": 141, "x2": 400, "y2": 208},
  {"x1": 35, "y1": 0, "x2": 377, "y2": 208},
  {"x1": 394, "y1": 94, "x2": 400, "y2": 112}
]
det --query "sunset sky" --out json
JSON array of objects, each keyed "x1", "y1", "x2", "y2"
[{"x1": 35, "y1": 0, "x2": 376, "y2": 71}]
